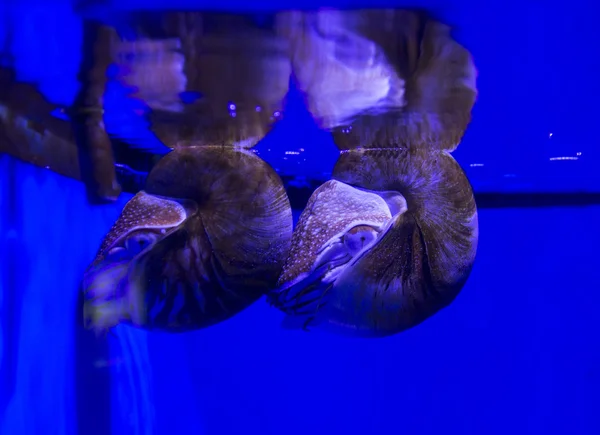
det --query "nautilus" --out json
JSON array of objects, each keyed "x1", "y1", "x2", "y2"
[
  {"x1": 82, "y1": 146, "x2": 293, "y2": 333},
  {"x1": 269, "y1": 9, "x2": 479, "y2": 337}
]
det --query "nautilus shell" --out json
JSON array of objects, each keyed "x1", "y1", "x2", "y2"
[
  {"x1": 269, "y1": 9, "x2": 479, "y2": 337},
  {"x1": 271, "y1": 149, "x2": 478, "y2": 336},
  {"x1": 82, "y1": 146, "x2": 293, "y2": 333}
]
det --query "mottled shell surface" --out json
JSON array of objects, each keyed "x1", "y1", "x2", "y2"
[{"x1": 278, "y1": 180, "x2": 392, "y2": 286}]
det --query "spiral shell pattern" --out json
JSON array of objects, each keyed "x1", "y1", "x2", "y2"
[{"x1": 82, "y1": 146, "x2": 293, "y2": 333}]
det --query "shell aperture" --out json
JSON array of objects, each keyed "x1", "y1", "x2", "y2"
[{"x1": 82, "y1": 146, "x2": 293, "y2": 333}]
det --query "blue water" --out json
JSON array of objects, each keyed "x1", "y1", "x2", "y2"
[
  {"x1": 1, "y1": 1, "x2": 600, "y2": 435},
  {"x1": 2, "y1": 0, "x2": 600, "y2": 191}
]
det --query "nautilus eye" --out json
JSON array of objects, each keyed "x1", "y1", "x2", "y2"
[
  {"x1": 82, "y1": 146, "x2": 293, "y2": 334},
  {"x1": 270, "y1": 9, "x2": 479, "y2": 337},
  {"x1": 124, "y1": 232, "x2": 159, "y2": 256},
  {"x1": 342, "y1": 225, "x2": 378, "y2": 255}
]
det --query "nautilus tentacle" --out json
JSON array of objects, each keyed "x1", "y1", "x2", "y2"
[
  {"x1": 83, "y1": 146, "x2": 293, "y2": 333},
  {"x1": 270, "y1": 9, "x2": 478, "y2": 336}
]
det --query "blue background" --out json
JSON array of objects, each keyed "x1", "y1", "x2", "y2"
[{"x1": 1, "y1": 1, "x2": 600, "y2": 434}]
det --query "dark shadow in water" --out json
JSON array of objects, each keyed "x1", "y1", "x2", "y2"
[
  {"x1": 0, "y1": 160, "x2": 20, "y2": 416},
  {"x1": 74, "y1": 290, "x2": 111, "y2": 435},
  {"x1": 72, "y1": 19, "x2": 122, "y2": 204}
]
